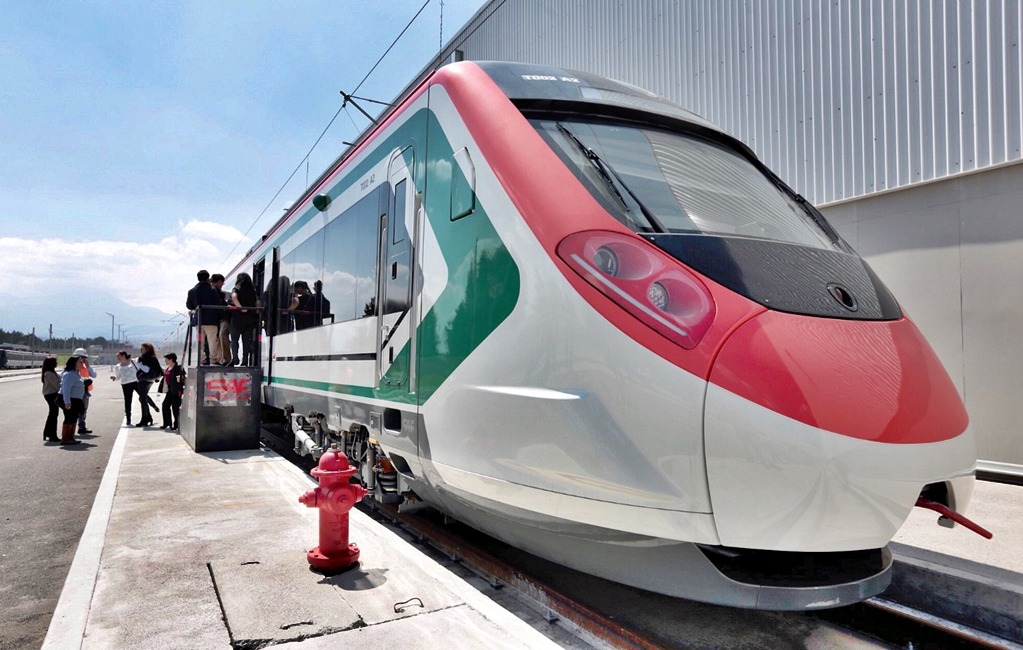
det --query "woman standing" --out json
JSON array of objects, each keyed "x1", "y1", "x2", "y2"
[
  {"x1": 230, "y1": 272, "x2": 261, "y2": 366},
  {"x1": 289, "y1": 280, "x2": 316, "y2": 330},
  {"x1": 135, "y1": 342, "x2": 162, "y2": 426},
  {"x1": 110, "y1": 350, "x2": 140, "y2": 427},
  {"x1": 41, "y1": 357, "x2": 60, "y2": 442},
  {"x1": 159, "y1": 353, "x2": 186, "y2": 430},
  {"x1": 58, "y1": 356, "x2": 85, "y2": 445}
]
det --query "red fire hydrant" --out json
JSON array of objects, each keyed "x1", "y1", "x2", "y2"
[{"x1": 298, "y1": 444, "x2": 368, "y2": 571}]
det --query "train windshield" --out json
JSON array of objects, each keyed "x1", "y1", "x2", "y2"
[{"x1": 532, "y1": 119, "x2": 839, "y2": 250}]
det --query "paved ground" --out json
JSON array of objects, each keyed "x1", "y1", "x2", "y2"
[{"x1": 0, "y1": 371, "x2": 127, "y2": 649}]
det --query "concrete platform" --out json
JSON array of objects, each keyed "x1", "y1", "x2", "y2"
[
  {"x1": 41, "y1": 427, "x2": 561, "y2": 649},
  {"x1": 887, "y1": 480, "x2": 1023, "y2": 645}
]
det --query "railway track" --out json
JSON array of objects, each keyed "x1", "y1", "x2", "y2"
[{"x1": 262, "y1": 427, "x2": 1016, "y2": 650}]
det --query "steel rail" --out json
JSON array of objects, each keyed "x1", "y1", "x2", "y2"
[
  {"x1": 366, "y1": 501, "x2": 668, "y2": 650},
  {"x1": 863, "y1": 598, "x2": 1023, "y2": 650}
]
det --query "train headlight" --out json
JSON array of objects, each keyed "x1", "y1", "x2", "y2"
[
  {"x1": 647, "y1": 282, "x2": 669, "y2": 311},
  {"x1": 557, "y1": 231, "x2": 716, "y2": 349},
  {"x1": 594, "y1": 246, "x2": 619, "y2": 277}
]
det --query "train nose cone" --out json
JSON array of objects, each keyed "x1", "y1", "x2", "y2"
[
  {"x1": 711, "y1": 310, "x2": 967, "y2": 444},
  {"x1": 703, "y1": 310, "x2": 975, "y2": 551}
]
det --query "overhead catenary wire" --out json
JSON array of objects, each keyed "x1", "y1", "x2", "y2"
[{"x1": 219, "y1": 0, "x2": 433, "y2": 269}]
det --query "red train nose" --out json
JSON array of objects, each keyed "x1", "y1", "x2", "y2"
[
  {"x1": 708, "y1": 311, "x2": 967, "y2": 444},
  {"x1": 703, "y1": 310, "x2": 975, "y2": 551}
]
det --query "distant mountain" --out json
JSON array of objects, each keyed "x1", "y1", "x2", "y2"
[{"x1": 0, "y1": 290, "x2": 182, "y2": 344}]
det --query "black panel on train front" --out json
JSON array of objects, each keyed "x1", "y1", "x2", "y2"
[{"x1": 646, "y1": 234, "x2": 902, "y2": 321}]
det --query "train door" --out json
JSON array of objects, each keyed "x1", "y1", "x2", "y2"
[
  {"x1": 376, "y1": 147, "x2": 415, "y2": 391},
  {"x1": 252, "y1": 257, "x2": 265, "y2": 372},
  {"x1": 265, "y1": 247, "x2": 281, "y2": 390}
]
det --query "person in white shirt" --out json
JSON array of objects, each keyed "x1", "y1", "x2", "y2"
[{"x1": 109, "y1": 351, "x2": 141, "y2": 427}]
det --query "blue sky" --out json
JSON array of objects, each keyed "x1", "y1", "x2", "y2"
[{"x1": 0, "y1": 0, "x2": 486, "y2": 338}]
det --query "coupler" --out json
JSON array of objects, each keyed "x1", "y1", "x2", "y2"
[{"x1": 298, "y1": 444, "x2": 368, "y2": 572}]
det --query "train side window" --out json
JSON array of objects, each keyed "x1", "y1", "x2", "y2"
[
  {"x1": 319, "y1": 190, "x2": 382, "y2": 323},
  {"x1": 392, "y1": 179, "x2": 408, "y2": 244},
  {"x1": 354, "y1": 194, "x2": 380, "y2": 318},
  {"x1": 279, "y1": 230, "x2": 325, "y2": 330},
  {"x1": 451, "y1": 147, "x2": 475, "y2": 221}
]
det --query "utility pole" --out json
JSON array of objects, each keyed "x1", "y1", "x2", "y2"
[
  {"x1": 30, "y1": 327, "x2": 35, "y2": 355},
  {"x1": 48, "y1": 324, "x2": 52, "y2": 353},
  {"x1": 105, "y1": 312, "x2": 115, "y2": 345}
]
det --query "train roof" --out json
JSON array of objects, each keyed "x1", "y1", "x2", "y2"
[
  {"x1": 230, "y1": 60, "x2": 738, "y2": 276},
  {"x1": 470, "y1": 61, "x2": 718, "y2": 131}
]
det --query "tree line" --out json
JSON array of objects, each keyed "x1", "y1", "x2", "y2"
[{"x1": 0, "y1": 328, "x2": 111, "y2": 351}]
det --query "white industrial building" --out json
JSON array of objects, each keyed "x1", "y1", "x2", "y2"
[{"x1": 392, "y1": 0, "x2": 1021, "y2": 470}]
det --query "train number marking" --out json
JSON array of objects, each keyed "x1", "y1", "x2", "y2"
[{"x1": 520, "y1": 75, "x2": 580, "y2": 83}]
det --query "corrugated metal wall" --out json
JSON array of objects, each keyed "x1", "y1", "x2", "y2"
[{"x1": 416, "y1": 0, "x2": 1022, "y2": 205}]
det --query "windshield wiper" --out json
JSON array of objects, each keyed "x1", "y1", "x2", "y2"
[{"x1": 556, "y1": 122, "x2": 666, "y2": 233}]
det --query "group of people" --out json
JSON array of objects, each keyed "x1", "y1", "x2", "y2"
[
  {"x1": 41, "y1": 347, "x2": 96, "y2": 445},
  {"x1": 186, "y1": 270, "x2": 260, "y2": 366},
  {"x1": 40, "y1": 343, "x2": 187, "y2": 445},
  {"x1": 186, "y1": 268, "x2": 336, "y2": 365},
  {"x1": 268, "y1": 276, "x2": 332, "y2": 335}
]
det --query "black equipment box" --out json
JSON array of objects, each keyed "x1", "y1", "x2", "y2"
[{"x1": 180, "y1": 366, "x2": 262, "y2": 453}]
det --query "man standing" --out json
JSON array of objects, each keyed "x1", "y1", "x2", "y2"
[
  {"x1": 186, "y1": 270, "x2": 225, "y2": 365},
  {"x1": 312, "y1": 280, "x2": 332, "y2": 325},
  {"x1": 73, "y1": 347, "x2": 97, "y2": 434},
  {"x1": 210, "y1": 274, "x2": 232, "y2": 366}
]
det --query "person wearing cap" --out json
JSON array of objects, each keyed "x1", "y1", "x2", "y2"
[{"x1": 73, "y1": 347, "x2": 97, "y2": 435}]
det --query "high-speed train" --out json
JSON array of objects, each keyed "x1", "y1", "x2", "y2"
[{"x1": 228, "y1": 61, "x2": 984, "y2": 609}]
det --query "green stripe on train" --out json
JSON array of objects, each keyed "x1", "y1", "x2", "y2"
[{"x1": 270, "y1": 375, "x2": 378, "y2": 400}]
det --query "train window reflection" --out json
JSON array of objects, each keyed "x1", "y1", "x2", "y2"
[
  {"x1": 451, "y1": 147, "x2": 476, "y2": 221},
  {"x1": 532, "y1": 118, "x2": 838, "y2": 250},
  {"x1": 318, "y1": 187, "x2": 383, "y2": 325}
]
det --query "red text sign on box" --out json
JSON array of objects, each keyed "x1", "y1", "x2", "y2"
[{"x1": 203, "y1": 373, "x2": 252, "y2": 407}]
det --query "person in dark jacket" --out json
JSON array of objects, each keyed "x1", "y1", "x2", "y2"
[
  {"x1": 289, "y1": 280, "x2": 316, "y2": 330},
  {"x1": 159, "y1": 352, "x2": 186, "y2": 430},
  {"x1": 312, "y1": 280, "x2": 332, "y2": 325},
  {"x1": 230, "y1": 272, "x2": 261, "y2": 366},
  {"x1": 134, "y1": 342, "x2": 162, "y2": 426},
  {"x1": 186, "y1": 269, "x2": 226, "y2": 365}
]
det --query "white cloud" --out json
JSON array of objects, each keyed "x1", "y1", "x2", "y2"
[
  {"x1": 179, "y1": 219, "x2": 248, "y2": 244},
  {"x1": 0, "y1": 219, "x2": 253, "y2": 314}
]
